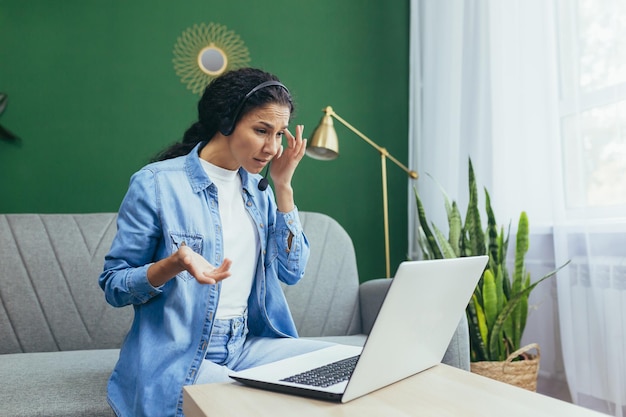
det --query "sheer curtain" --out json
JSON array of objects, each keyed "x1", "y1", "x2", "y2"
[
  {"x1": 409, "y1": 1, "x2": 626, "y2": 415},
  {"x1": 552, "y1": 1, "x2": 626, "y2": 415}
]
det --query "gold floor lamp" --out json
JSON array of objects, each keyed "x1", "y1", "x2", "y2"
[{"x1": 306, "y1": 106, "x2": 419, "y2": 278}]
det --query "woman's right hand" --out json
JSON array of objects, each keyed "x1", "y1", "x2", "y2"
[
  {"x1": 147, "y1": 245, "x2": 232, "y2": 287},
  {"x1": 177, "y1": 244, "x2": 232, "y2": 285}
]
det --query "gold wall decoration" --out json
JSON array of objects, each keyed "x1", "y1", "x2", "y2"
[{"x1": 173, "y1": 22, "x2": 251, "y2": 95}]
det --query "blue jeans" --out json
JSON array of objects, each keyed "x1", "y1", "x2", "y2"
[{"x1": 195, "y1": 316, "x2": 332, "y2": 384}]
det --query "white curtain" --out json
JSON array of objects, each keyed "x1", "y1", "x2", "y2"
[
  {"x1": 552, "y1": 1, "x2": 626, "y2": 414},
  {"x1": 409, "y1": 1, "x2": 626, "y2": 415}
]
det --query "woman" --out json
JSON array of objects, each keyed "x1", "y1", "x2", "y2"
[{"x1": 99, "y1": 68, "x2": 330, "y2": 417}]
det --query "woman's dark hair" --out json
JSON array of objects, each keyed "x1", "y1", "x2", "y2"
[{"x1": 152, "y1": 68, "x2": 294, "y2": 161}]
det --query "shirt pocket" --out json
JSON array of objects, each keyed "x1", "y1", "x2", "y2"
[{"x1": 170, "y1": 233, "x2": 204, "y2": 282}]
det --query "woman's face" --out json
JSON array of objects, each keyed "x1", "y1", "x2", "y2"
[{"x1": 226, "y1": 103, "x2": 290, "y2": 173}]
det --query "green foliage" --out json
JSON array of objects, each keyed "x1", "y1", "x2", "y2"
[{"x1": 414, "y1": 158, "x2": 569, "y2": 362}]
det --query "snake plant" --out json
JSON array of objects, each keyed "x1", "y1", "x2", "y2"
[{"x1": 414, "y1": 158, "x2": 567, "y2": 362}]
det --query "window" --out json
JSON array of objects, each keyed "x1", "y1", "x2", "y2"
[{"x1": 557, "y1": 0, "x2": 626, "y2": 214}]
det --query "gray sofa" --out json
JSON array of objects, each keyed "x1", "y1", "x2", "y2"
[{"x1": 0, "y1": 211, "x2": 469, "y2": 417}]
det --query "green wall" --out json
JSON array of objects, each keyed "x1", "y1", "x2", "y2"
[{"x1": 0, "y1": 0, "x2": 410, "y2": 281}]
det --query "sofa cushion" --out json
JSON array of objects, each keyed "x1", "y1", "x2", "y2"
[
  {"x1": 0, "y1": 214, "x2": 132, "y2": 354},
  {"x1": 0, "y1": 349, "x2": 119, "y2": 417},
  {"x1": 283, "y1": 212, "x2": 362, "y2": 337}
]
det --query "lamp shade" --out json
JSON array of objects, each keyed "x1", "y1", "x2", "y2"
[{"x1": 306, "y1": 113, "x2": 339, "y2": 160}]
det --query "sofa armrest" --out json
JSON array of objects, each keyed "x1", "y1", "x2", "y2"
[
  {"x1": 442, "y1": 314, "x2": 470, "y2": 371},
  {"x1": 358, "y1": 278, "x2": 392, "y2": 335}
]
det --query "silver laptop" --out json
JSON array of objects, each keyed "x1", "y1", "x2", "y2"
[{"x1": 229, "y1": 256, "x2": 488, "y2": 403}]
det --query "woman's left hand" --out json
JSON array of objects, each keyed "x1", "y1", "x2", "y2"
[{"x1": 270, "y1": 124, "x2": 307, "y2": 188}]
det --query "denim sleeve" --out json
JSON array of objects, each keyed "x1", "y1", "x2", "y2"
[
  {"x1": 99, "y1": 169, "x2": 164, "y2": 307},
  {"x1": 274, "y1": 206, "x2": 310, "y2": 286}
]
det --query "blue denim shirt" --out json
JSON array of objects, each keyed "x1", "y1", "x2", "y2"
[{"x1": 99, "y1": 142, "x2": 309, "y2": 417}]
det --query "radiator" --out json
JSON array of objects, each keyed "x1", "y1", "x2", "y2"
[{"x1": 566, "y1": 255, "x2": 626, "y2": 406}]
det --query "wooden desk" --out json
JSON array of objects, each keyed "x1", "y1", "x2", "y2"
[{"x1": 183, "y1": 363, "x2": 607, "y2": 417}]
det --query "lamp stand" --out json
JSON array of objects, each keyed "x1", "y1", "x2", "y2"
[
  {"x1": 381, "y1": 152, "x2": 391, "y2": 278},
  {"x1": 319, "y1": 107, "x2": 418, "y2": 278}
]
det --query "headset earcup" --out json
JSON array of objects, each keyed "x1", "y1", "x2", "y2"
[{"x1": 219, "y1": 116, "x2": 234, "y2": 136}]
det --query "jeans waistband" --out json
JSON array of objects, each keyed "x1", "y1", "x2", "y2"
[{"x1": 211, "y1": 314, "x2": 247, "y2": 337}]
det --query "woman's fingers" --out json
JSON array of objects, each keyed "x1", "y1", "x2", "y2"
[
  {"x1": 282, "y1": 125, "x2": 306, "y2": 160},
  {"x1": 179, "y1": 245, "x2": 232, "y2": 284}
]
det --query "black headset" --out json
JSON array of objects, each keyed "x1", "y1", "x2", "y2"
[{"x1": 219, "y1": 80, "x2": 290, "y2": 136}]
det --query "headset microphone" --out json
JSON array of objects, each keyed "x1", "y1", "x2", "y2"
[{"x1": 258, "y1": 162, "x2": 270, "y2": 191}]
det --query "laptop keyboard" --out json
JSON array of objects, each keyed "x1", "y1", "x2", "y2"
[{"x1": 280, "y1": 355, "x2": 360, "y2": 388}]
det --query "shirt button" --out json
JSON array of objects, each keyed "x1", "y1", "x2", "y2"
[
  {"x1": 247, "y1": 201, "x2": 252, "y2": 207},
  {"x1": 260, "y1": 223, "x2": 264, "y2": 228}
]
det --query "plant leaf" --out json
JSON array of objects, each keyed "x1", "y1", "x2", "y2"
[
  {"x1": 414, "y1": 187, "x2": 443, "y2": 259},
  {"x1": 448, "y1": 201, "x2": 462, "y2": 257},
  {"x1": 417, "y1": 226, "x2": 433, "y2": 259},
  {"x1": 509, "y1": 212, "x2": 529, "y2": 348},
  {"x1": 516, "y1": 272, "x2": 531, "y2": 348},
  {"x1": 485, "y1": 189, "x2": 499, "y2": 263},
  {"x1": 513, "y1": 212, "x2": 530, "y2": 290},
  {"x1": 482, "y1": 269, "x2": 498, "y2": 332},
  {"x1": 464, "y1": 158, "x2": 486, "y2": 257},
  {"x1": 500, "y1": 224, "x2": 512, "y2": 298},
  {"x1": 467, "y1": 294, "x2": 488, "y2": 361},
  {"x1": 432, "y1": 223, "x2": 458, "y2": 259},
  {"x1": 488, "y1": 261, "x2": 570, "y2": 360}
]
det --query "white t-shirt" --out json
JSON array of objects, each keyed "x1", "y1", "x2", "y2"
[{"x1": 200, "y1": 160, "x2": 259, "y2": 319}]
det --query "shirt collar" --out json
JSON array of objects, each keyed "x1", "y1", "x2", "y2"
[{"x1": 184, "y1": 142, "x2": 257, "y2": 195}]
